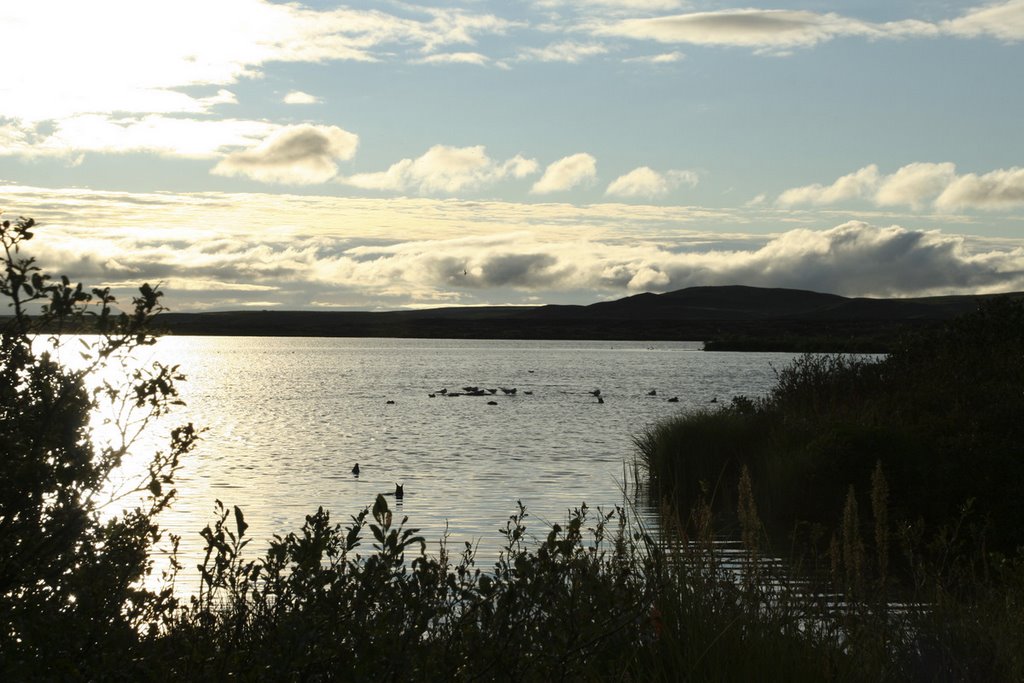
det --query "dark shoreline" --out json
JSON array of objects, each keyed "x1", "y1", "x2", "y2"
[
  {"x1": 9, "y1": 285, "x2": 1020, "y2": 352},
  {"x1": 149, "y1": 311, "x2": 930, "y2": 352}
]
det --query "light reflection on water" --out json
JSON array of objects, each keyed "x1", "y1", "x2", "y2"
[{"x1": 106, "y1": 337, "x2": 797, "y2": 596}]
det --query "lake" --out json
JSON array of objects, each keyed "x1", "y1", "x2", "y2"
[{"x1": 109, "y1": 337, "x2": 798, "y2": 595}]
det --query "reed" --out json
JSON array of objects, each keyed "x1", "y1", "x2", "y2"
[{"x1": 630, "y1": 297, "x2": 1024, "y2": 680}]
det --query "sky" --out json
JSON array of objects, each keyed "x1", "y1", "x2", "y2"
[{"x1": 2, "y1": 0, "x2": 1023, "y2": 311}]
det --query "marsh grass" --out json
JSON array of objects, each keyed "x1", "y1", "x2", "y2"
[
  {"x1": 639, "y1": 298, "x2": 1024, "y2": 551},
  {"x1": 634, "y1": 297, "x2": 1024, "y2": 680}
]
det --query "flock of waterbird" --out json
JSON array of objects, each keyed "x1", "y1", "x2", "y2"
[
  {"x1": 361, "y1": 384, "x2": 719, "y2": 499},
  {"x1": 375, "y1": 383, "x2": 722, "y2": 407}
]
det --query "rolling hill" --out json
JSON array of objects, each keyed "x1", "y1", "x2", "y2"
[{"x1": 153, "y1": 285, "x2": 1024, "y2": 350}]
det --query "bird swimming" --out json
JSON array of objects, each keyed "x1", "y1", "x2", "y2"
[
  {"x1": 647, "y1": 389, "x2": 657, "y2": 396},
  {"x1": 395, "y1": 483, "x2": 404, "y2": 500},
  {"x1": 667, "y1": 396, "x2": 679, "y2": 403}
]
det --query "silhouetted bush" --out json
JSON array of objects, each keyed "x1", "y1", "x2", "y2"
[{"x1": 0, "y1": 215, "x2": 197, "y2": 677}]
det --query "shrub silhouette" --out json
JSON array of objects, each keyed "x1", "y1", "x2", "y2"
[{"x1": 0, "y1": 214, "x2": 197, "y2": 677}]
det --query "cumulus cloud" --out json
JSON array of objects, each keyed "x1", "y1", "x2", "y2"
[
  {"x1": 875, "y1": 162, "x2": 957, "y2": 208},
  {"x1": 531, "y1": 153, "x2": 598, "y2": 194},
  {"x1": 936, "y1": 167, "x2": 1024, "y2": 210},
  {"x1": 283, "y1": 91, "x2": 319, "y2": 104},
  {"x1": 606, "y1": 167, "x2": 698, "y2": 198},
  {"x1": 338, "y1": 145, "x2": 538, "y2": 194},
  {"x1": 778, "y1": 163, "x2": 1024, "y2": 211},
  {"x1": 777, "y1": 165, "x2": 881, "y2": 206},
  {"x1": 212, "y1": 124, "x2": 359, "y2": 185}
]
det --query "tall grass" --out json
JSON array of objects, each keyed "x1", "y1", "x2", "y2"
[
  {"x1": 631, "y1": 297, "x2": 1024, "y2": 680},
  {"x1": 638, "y1": 298, "x2": 1024, "y2": 554}
]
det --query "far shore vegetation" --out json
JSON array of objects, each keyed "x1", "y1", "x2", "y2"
[{"x1": 3, "y1": 213, "x2": 1023, "y2": 679}]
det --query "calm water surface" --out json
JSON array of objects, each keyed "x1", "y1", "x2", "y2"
[{"x1": 124, "y1": 337, "x2": 797, "y2": 594}]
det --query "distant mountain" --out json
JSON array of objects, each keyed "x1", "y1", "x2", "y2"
[{"x1": 154, "y1": 286, "x2": 1024, "y2": 349}]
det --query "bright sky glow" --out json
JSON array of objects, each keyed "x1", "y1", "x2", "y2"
[{"x1": 2, "y1": 0, "x2": 1023, "y2": 310}]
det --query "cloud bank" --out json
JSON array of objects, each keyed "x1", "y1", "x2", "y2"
[{"x1": 9, "y1": 183, "x2": 1023, "y2": 309}]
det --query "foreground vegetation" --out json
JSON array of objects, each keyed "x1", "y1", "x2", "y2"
[
  {"x1": 638, "y1": 296, "x2": 1024, "y2": 678},
  {"x1": 639, "y1": 297, "x2": 1024, "y2": 552},
  {"x1": 4, "y1": 213, "x2": 1023, "y2": 679}
]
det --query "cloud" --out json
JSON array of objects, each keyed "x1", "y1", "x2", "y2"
[
  {"x1": 0, "y1": 115, "x2": 276, "y2": 160},
  {"x1": 778, "y1": 163, "x2": 1024, "y2": 211},
  {"x1": 777, "y1": 165, "x2": 881, "y2": 206},
  {"x1": 211, "y1": 124, "x2": 359, "y2": 185},
  {"x1": 623, "y1": 51, "x2": 685, "y2": 63},
  {"x1": 416, "y1": 52, "x2": 490, "y2": 65},
  {"x1": 8, "y1": 183, "x2": 1024, "y2": 309},
  {"x1": 606, "y1": 167, "x2": 698, "y2": 198},
  {"x1": 942, "y1": 0, "x2": 1024, "y2": 41},
  {"x1": 339, "y1": 145, "x2": 538, "y2": 194},
  {"x1": 517, "y1": 41, "x2": 610, "y2": 63},
  {"x1": 1, "y1": 2, "x2": 515, "y2": 122},
  {"x1": 36, "y1": 220, "x2": 1024, "y2": 310},
  {"x1": 594, "y1": 10, "x2": 865, "y2": 50},
  {"x1": 584, "y1": 2, "x2": 1024, "y2": 55},
  {"x1": 283, "y1": 91, "x2": 320, "y2": 104},
  {"x1": 875, "y1": 162, "x2": 957, "y2": 208},
  {"x1": 588, "y1": 8, "x2": 945, "y2": 54},
  {"x1": 936, "y1": 167, "x2": 1024, "y2": 210},
  {"x1": 535, "y1": 0, "x2": 686, "y2": 9},
  {"x1": 531, "y1": 153, "x2": 598, "y2": 194}
]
